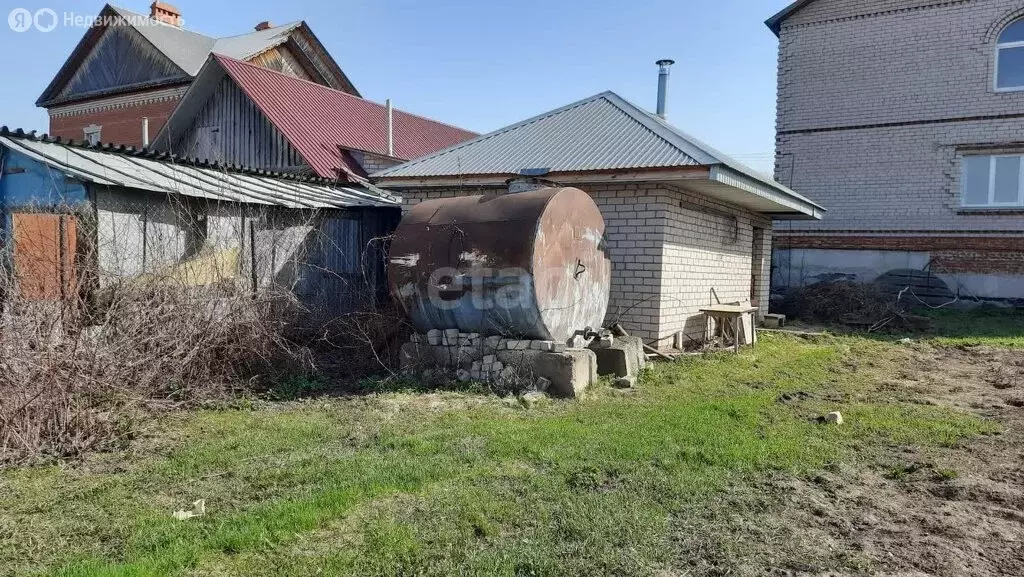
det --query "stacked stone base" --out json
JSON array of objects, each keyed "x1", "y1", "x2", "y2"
[
  {"x1": 399, "y1": 330, "x2": 648, "y2": 398},
  {"x1": 400, "y1": 330, "x2": 597, "y2": 397}
]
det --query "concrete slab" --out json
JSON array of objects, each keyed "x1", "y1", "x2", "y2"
[
  {"x1": 496, "y1": 348, "x2": 597, "y2": 398},
  {"x1": 590, "y1": 335, "x2": 645, "y2": 378}
]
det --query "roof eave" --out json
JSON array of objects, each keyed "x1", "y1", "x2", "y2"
[
  {"x1": 708, "y1": 165, "x2": 824, "y2": 219},
  {"x1": 765, "y1": 0, "x2": 815, "y2": 37}
]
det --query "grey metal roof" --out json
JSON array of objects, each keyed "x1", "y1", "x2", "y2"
[
  {"x1": 373, "y1": 91, "x2": 824, "y2": 218},
  {"x1": 373, "y1": 92, "x2": 709, "y2": 178},
  {"x1": 110, "y1": 5, "x2": 302, "y2": 76},
  {"x1": 211, "y1": 22, "x2": 303, "y2": 64},
  {"x1": 1, "y1": 135, "x2": 399, "y2": 210}
]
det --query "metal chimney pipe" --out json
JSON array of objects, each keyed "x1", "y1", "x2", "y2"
[
  {"x1": 142, "y1": 117, "x2": 150, "y2": 146},
  {"x1": 655, "y1": 59, "x2": 675, "y2": 119},
  {"x1": 385, "y1": 99, "x2": 394, "y2": 157}
]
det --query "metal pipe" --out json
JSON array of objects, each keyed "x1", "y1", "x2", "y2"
[
  {"x1": 385, "y1": 99, "x2": 394, "y2": 157},
  {"x1": 142, "y1": 117, "x2": 150, "y2": 147},
  {"x1": 655, "y1": 59, "x2": 675, "y2": 119}
]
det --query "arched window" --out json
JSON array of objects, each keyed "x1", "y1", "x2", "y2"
[{"x1": 996, "y1": 19, "x2": 1024, "y2": 90}]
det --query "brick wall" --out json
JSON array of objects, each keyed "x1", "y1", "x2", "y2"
[
  {"x1": 396, "y1": 183, "x2": 772, "y2": 343},
  {"x1": 773, "y1": 0, "x2": 1024, "y2": 288},
  {"x1": 47, "y1": 89, "x2": 185, "y2": 147},
  {"x1": 776, "y1": 120, "x2": 1024, "y2": 232},
  {"x1": 776, "y1": 0, "x2": 1024, "y2": 131},
  {"x1": 351, "y1": 151, "x2": 404, "y2": 175}
]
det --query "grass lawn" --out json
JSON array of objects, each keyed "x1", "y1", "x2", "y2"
[{"x1": 0, "y1": 314, "x2": 1013, "y2": 577}]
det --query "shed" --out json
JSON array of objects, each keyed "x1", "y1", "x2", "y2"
[
  {"x1": 373, "y1": 91, "x2": 825, "y2": 345},
  {"x1": 0, "y1": 128, "x2": 399, "y2": 316}
]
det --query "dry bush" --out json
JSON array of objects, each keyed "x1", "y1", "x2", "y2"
[
  {"x1": 778, "y1": 281, "x2": 932, "y2": 332},
  {"x1": 0, "y1": 200, "x2": 347, "y2": 465}
]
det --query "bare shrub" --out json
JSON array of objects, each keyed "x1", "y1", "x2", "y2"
[
  {"x1": 778, "y1": 281, "x2": 933, "y2": 332},
  {"x1": 0, "y1": 198, "x2": 342, "y2": 465}
]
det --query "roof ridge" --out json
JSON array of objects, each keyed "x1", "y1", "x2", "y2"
[
  {"x1": 213, "y1": 20, "x2": 302, "y2": 41},
  {"x1": 212, "y1": 54, "x2": 476, "y2": 136},
  {"x1": 108, "y1": 3, "x2": 214, "y2": 39},
  {"x1": 373, "y1": 92, "x2": 613, "y2": 175},
  {"x1": 598, "y1": 92, "x2": 719, "y2": 165}
]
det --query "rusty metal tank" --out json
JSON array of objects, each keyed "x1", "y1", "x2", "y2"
[{"x1": 388, "y1": 186, "x2": 611, "y2": 342}]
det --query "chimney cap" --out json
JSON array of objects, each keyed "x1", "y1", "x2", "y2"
[
  {"x1": 149, "y1": 1, "x2": 182, "y2": 27},
  {"x1": 255, "y1": 20, "x2": 273, "y2": 31},
  {"x1": 656, "y1": 59, "x2": 675, "y2": 67}
]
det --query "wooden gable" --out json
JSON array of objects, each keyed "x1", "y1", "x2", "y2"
[
  {"x1": 56, "y1": 24, "x2": 188, "y2": 102},
  {"x1": 168, "y1": 75, "x2": 309, "y2": 173},
  {"x1": 247, "y1": 45, "x2": 314, "y2": 83}
]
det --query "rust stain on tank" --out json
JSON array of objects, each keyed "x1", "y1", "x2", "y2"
[{"x1": 388, "y1": 187, "x2": 611, "y2": 342}]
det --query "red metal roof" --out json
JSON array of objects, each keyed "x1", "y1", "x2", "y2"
[{"x1": 214, "y1": 54, "x2": 477, "y2": 179}]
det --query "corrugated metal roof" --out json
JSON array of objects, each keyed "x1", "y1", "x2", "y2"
[
  {"x1": 372, "y1": 91, "x2": 824, "y2": 217},
  {"x1": 0, "y1": 133, "x2": 399, "y2": 209},
  {"x1": 372, "y1": 91, "x2": 742, "y2": 178},
  {"x1": 213, "y1": 55, "x2": 478, "y2": 178}
]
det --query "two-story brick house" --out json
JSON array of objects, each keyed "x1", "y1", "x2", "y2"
[{"x1": 768, "y1": 0, "x2": 1024, "y2": 302}]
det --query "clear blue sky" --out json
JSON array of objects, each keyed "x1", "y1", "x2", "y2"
[{"x1": 0, "y1": 0, "x2": 791, "y2": 172}]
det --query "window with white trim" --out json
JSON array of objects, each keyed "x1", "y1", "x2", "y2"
[
  {"x1": 996, "y1": 19, "x2": 1024, "y2": 90},
  {"x1": 83, "y1": 124, "x2": 101, "y2": 145},
  {"x1": 961, "y1": 155, "x2": 1024, "y2": 207}
]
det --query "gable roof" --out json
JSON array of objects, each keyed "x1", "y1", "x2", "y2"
[
  {"x1": 374, "y1": 91, "x2": 747, "y2": 177},
  {"x1": 154, "y1": 55, "x2": 477, "y2": 181},
  {"x1": 37, "y1": 4, "x2": 357, "y2": 107},
  {"x1": 765, "y1": 0, "x2": 816, "y2": 36},
  {"x1": 0, "y1": 127, "x2": 399, "y2": 209},
  {"x1": 372, "y1": 91, "x2": 823, "y2": 219}
]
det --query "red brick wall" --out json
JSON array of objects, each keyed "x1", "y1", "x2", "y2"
[
  {"x1": 776, "y1": 235, "x2": 1024, "y2": 275},
  {"x1": 48, "y1": 97, "x2": 182, "y2": 148}
]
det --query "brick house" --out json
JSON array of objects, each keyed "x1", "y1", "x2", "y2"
[
  {"x1": 767, "y1": 0, "x2": 1024, "y2": 302},
  {"x1": 150, "y1": 55, "x2": 477, "y2": 181},
  {"x1": 37, "y1": 3, "x2": 356, "y2": 148},
  {"x1": 373, "y1": 91, "x2": 823, "y2": 344}
]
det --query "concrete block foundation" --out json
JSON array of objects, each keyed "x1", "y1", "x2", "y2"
[{"x1": 399, "y1": 334, "x2": 597, "y2": 397}]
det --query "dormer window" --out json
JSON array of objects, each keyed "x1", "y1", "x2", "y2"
[
  {"x1": 996, "y1": 19, "x2": 1024, "y2": 90},
  {"x1": 83, "y1": 124, "x2": 101, "y2": 145}
]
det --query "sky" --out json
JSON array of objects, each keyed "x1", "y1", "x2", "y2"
[{"x1": 0, "y1": 0, "x2": 792, "y2": 173}]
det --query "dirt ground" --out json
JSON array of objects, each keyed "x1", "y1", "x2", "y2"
[{"x1": 678, "y1": 343, "x2": 1024, "y2": 577}]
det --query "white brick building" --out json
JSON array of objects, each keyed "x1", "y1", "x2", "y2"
[
  {"x1": 768, "y1": 0, "x2": 1024, "y2": 301},
  {"x1": 373, "y1": 92, "x2": 822, "y2": 344}
]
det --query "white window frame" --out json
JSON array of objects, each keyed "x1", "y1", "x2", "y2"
[
  {"x1": 994, "y1": 22, "x2": 1024, "y2": 92},
  {"x1": 961, "y1": 154, "x2": 1024, "y2": 208},
  {"x1": 83, "y1": 124, "x2": 101, "y2": 145}
]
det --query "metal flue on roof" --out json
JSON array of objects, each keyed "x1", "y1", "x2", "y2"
[{"x1": 1, "y1": 135, "x2": 399, "y2": 209}]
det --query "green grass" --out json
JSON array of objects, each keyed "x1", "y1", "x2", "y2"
[
  {"x1": 920, "y1": 306, "x2": 1024, "y2": 347},
  {"x1": 0, "y1": 334, "x2": 999, "y2": 577}
]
